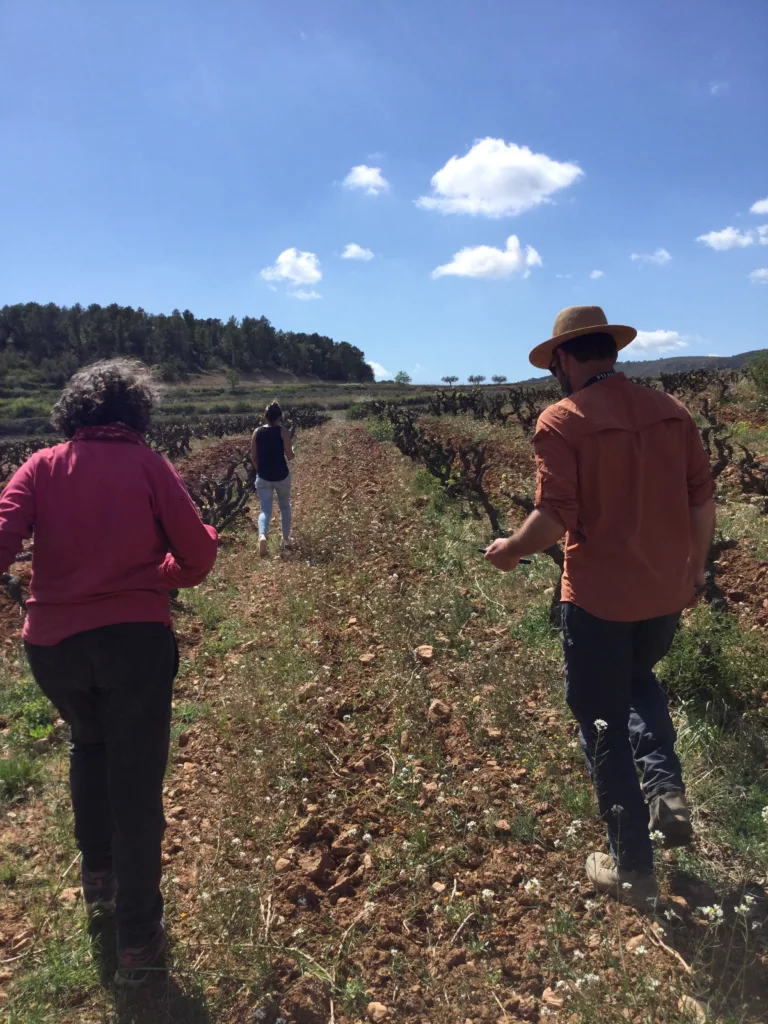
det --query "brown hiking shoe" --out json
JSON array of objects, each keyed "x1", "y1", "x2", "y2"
[
  {"x1": 115, "y1": 924, "x2": 169, "y2": 988},
  {"x1": 649, "y1": 789, "x2": 693, "y2": 847},
  {"x1": 586, "y1": 853, "x2": 659, "y2": 908}
]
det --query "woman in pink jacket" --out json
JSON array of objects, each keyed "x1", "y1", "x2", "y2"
[{"x1": 0, "y1": 360, "x2": 218, "y2": 986}]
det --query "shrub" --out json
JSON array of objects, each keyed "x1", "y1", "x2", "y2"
[
  {"x1": 658, "y1": 605, "x2": 768, "y2": 718},
  {"x1": 747, "y1": 352, "x2": 768, "y2": 410},
  {"x1": 0, "y1": 754, "x2": 41, "y2": 804}
]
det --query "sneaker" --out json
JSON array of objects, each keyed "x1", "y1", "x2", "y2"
[
  {"x1": 259, "y1": 535, "x2": 268, "y2": 557},
  {"x1": 115, "y1": 923, "x2": 169, "y2": 988},
  {"x1": 82, "y1": 867, "x2": 116, "y2": 915},
  {"x1": 586, "y1": 852, "x2": 659, "y2": 908},
  {"x1": 282, "y1": 536, "x2": 293, "y2": 550},
  {"x1": 649, "y1": 789, "x2": 693, "y2": 847}
]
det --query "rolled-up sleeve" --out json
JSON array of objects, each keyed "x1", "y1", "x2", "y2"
[
  {"x1": 533, "y1": 412, "x2": 579, "y2": 534},
  {"x1": 0, "y1": 458, "x2": 36, "y2": 575},
  {"x1": 686, "y1": 413, "x2": 715, "y2": 506},
  {"x1": 152, "y1": 457, "x2": 219, "y2": 588}
]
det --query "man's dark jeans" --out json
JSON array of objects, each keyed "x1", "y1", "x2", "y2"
[
  {"x1": 26, "y1": 622, "x2": 178, "y2": 948},
  {"x1": 561, "y1": 602, "x2": 684, "y2": 874}
]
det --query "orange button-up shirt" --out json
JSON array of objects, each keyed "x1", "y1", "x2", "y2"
[{"x1": 534, "y1": 373, "x2": 714, "y2": 622}]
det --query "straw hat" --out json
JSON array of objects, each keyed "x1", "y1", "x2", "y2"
[{"x1": 528, "y1": 305, "x2": 637, "y2": 370}]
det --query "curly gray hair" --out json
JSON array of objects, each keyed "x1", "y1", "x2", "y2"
[{"x1": 51, "y1": 359, "x2": 160, "y2": 438}]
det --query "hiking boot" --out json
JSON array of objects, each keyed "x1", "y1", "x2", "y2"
[
  {"x1": 282, "y1": 536, "x2": 293, "y2": 550},
  {"x1": 82, "y1": 867, "x2": 116, "y2": 915},
  {"x1": 259, "y1": 535, "x2": 268, "y2": 557},
  {"x1": 115, "y1": 924, "x2": 169, "y2": 988},
  {"x1": 586, "y1": 852, "x2": 659, "y2": 908},
  {"x1": 649, "y1": 789, "x2": 693, "y2": 847}
]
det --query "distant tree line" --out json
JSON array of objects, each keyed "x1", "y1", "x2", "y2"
[{"x1": 0, "y1": 302, "x2": 374, "y2": 384}]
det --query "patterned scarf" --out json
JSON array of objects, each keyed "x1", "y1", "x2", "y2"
[{"x1": 72, "y1": 424, "x2": 147, "y2": 446}]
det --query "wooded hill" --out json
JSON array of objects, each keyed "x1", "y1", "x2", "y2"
[
  {"x1": 0, "y1": 302, "x2": 374, "y2": 384},
  {"x1": 616, "y1": 348, "x2": 767, "y2": 377}
]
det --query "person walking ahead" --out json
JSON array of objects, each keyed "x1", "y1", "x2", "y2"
[
  {"x1": 485, "y1": 306, "x2": 715, "y2": 903},
  {"x1": 251, "y1": 401, "x2": 295, "y2": 556},
  {"x1": 0, "y1": 359, "x2": 218, "y2": 984}
]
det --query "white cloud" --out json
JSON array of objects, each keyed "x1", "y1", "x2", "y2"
[
  {"x1": 260, "y1": 248, "x2": 322, "y2": 286},
  {"x1": 416, "y1": 138, "x2": 583, "y2": 218},
  {"x1": 696, "y1": 226, "x2": 754, "y2": 250},
  {"x1": 590, "y1": 269, "x2": 605, "y2": 279},
  {"x1": 343, "y1": 164, "x2": 390, "y2": 196},
  {"x1": 749, "y1": 268, "x2": 768, "y2": 284},
  {"x1": 342, "y1": 243, "x2": 375, "y2": 261},
  {"x1": 751, "y1": 197, "x2": 768, "y2": 215},
  {"x1": 709, "y1": 81, "x2": 729, "y2": 97},
  {"x1": 292, "y1": 289, "x2": 322, "y2": 301},
  {"x1": 630, "y1": 248, "x2": 672, "y2": 265},
  {"x1": 431, "y1": 235, "x2": 542, "y2": 279},
  {"x1": 626, "y1": 330, "x2": 689, "y2": 354},
  {"x1": 368, "y1": 361, "x2": 391, "y2": 379}
]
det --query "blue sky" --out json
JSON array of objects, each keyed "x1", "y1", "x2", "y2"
[{"x1": 1, "y1": 0, "x2": 766, "y2": 382}]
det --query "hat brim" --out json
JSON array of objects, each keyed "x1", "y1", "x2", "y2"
[{"x1": 529, "y1": 324, "x2": 637, "y2": 371}]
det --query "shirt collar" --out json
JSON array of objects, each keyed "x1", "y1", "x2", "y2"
[{"x1": 72, "y1": 424, "x2": 147, "y2": 446}]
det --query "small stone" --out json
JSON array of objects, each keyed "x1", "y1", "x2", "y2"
[
  {"x1": 367, "y1": 1002, "x2": 389, "y2": 1022},
  {"x1": 297, "y1": 681, "x2": 319, "y2": 702},
  {"x1": 415, "y1": 644, "x2": 434, "y2": 664},
  {"x1": 400, "y1": 730, "x2": 410, "y2": 751},
  {"x1": 300, "y1": 850, "x2": 335, "y2": 884},
  {"x1": 432, "y1": 881, "x2": 447, "y2": 894},
  {"x1": 427, "y1": 699, "x2": 452, "y2": 725},
  {"x1": 359, "y1": 653, "x2": 376, "y2": 665},
  {"x1": 169, "y1": 805, "x2": 186, "y2": 818},
  {"x1": 274, "y1": 857, "x2": 292, "y2": 873},
  {"x1": 678, "y1": 996, "x2": 708, "y2": 1020},
  {"x1": 483, "y1": 726, "x2": 502, "y2": 740},
  {"x1": 542, "y1": 987, "x2": 564, "y2": 1010},
  {"x1": 625, "y1": 934, "x2": 646, "y2": 953},
  {"x1": 423, "y1": 781, "x2": 439, "y2": 798},
  {"x1": 445, "y1": 947, "x2": 467, "y2": 969}
]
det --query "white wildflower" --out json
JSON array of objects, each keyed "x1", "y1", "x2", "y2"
[
  {"x1": 633, "y1": 944, "x2": 647, "y2": 956},
  {"x1": 362, "y1": 833, "x2": 373, "y2": 844},
  {"x1": 572, "y1": 949, "x2": 586, "y2": 960},
  {"x1": 583, "y1": 973, "x2": 600, "y2": 984},
  {"x1": 611, "y1": 804, "x2": 625, "y2": 815},
  {"x1": 481, "y1": 888, "x2": 495, "y2": 900},
  {"x1": 648, "y1": 978, "x2": 660, "y2": 991},
  {"x1": 649, "y1": 830, "x2": 665, "y2": 843},
  {"x1": 594, "y1": 719, "x2": 608, "y2": 731},
  {"x1": 698, "y1": 904, "x2": 724, "y2": 923},
  {"x1": 622, "y1": 882, "x2": 633, "y2": 891},
  {"x1": 584, "y1": 899, "x2": 598, "y2": 911},
  {"x1": 523, "y1": 878, "x2": 541, "y2": 893},
  {"x1": 467, "y1": 820, "x2": 478, "y2": 830}
]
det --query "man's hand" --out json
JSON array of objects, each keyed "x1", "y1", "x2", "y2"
[{"x1": 484, "y1": 537, "x2": 520, "y2": 572}]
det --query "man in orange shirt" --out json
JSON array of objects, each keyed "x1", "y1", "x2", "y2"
[{"x1": 486, "y1": 306, "x2": 715, "y2": 903}]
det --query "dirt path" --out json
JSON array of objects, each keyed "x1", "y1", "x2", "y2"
[{"x1": 2, "y1": 422, "x2": 767, "y2": 1023}]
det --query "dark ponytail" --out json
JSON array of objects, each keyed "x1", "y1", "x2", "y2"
[{"x1": 265, "y1": 401, "x2": 282, "y2": 424}]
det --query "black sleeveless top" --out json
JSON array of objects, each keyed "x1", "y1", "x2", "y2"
[{"x1": 255, "y1": 425, "x2": 289, "y2": 482}]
